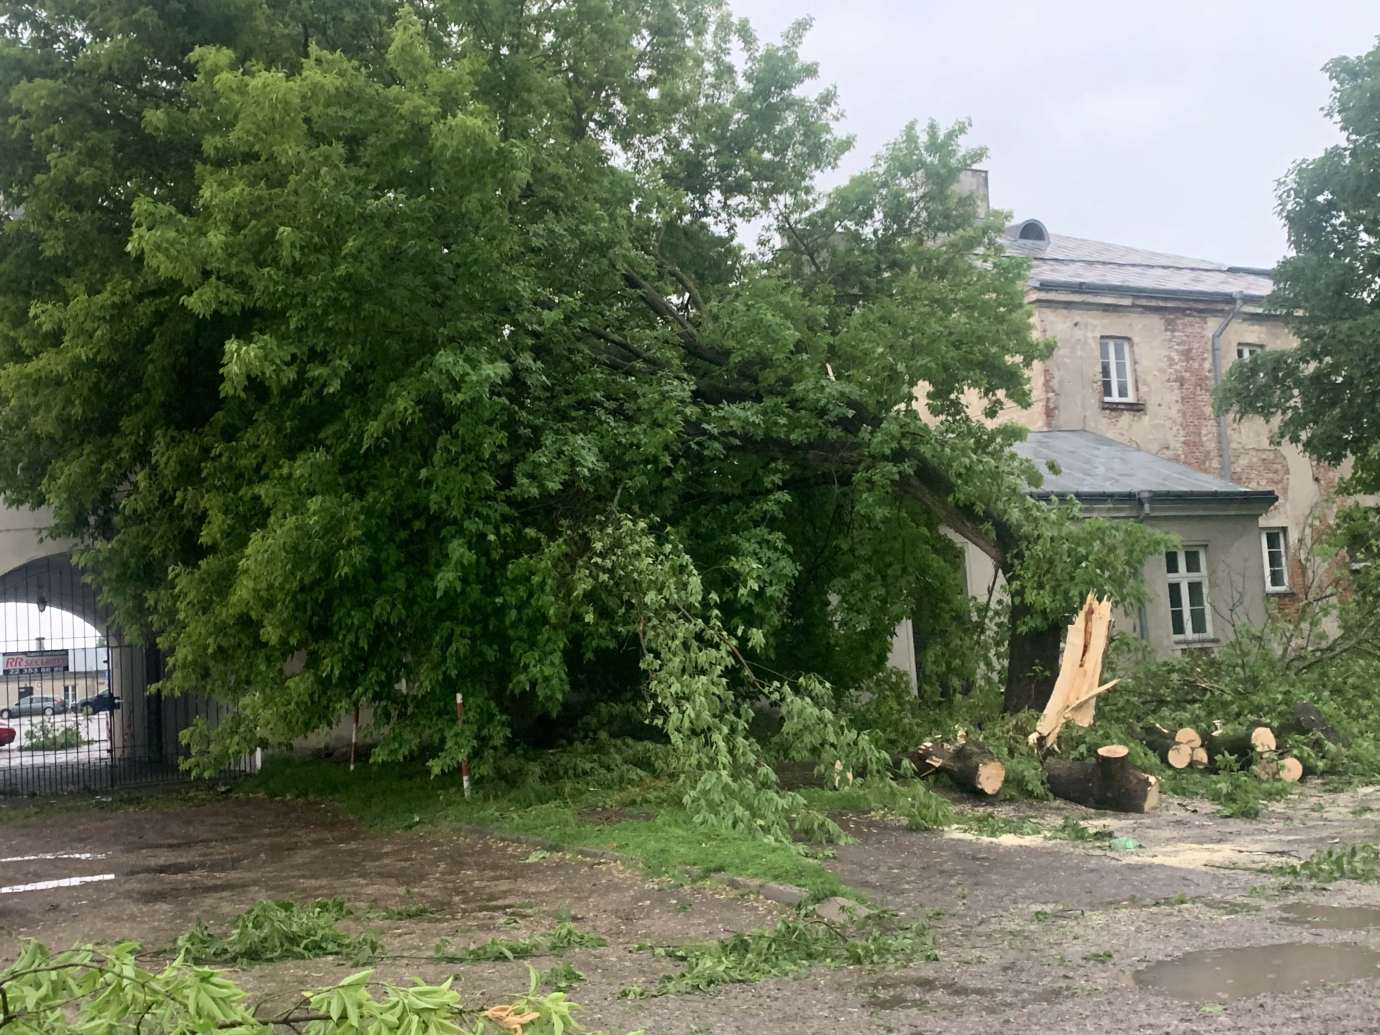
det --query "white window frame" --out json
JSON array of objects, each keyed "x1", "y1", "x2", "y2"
[
  {"x1": 1099, "y1": 336, "x2": 1136, "y2": 402},
  {"x1": 1261, "y1": 527, "x2": 1290, "y2": 593},
  {"x1": 1236, "y1": 343, "x2": 1264, "y2": 362},
  {"x1": 1165, "y1": 546, "x2": 1214, "y2": 642}
]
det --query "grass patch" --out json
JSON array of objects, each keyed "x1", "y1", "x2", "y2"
[
  {"x1": 247, "y1": 756, "x2": 850, "y2": 901},
  {"x1": 620, "y1": 916, "x2": 936, "y2": 998},
  {"x1": 1276, "y1": 843, "x2": 1380, "y2": 884},
  {"x1": 434, "y1": 922, "x2": 606, "y2": 963},
  {"x1": 174, "y1": 899, "x2": 380, "y2": 965},
  {"x1": 538, "y1": 961, "x2": 585, "y2": 991},
  {"x1": 956, "y1": 812, "x2": 1044, "y2": 838},
  {"x1": 366, "y1": 891, "x2": 433, "y2": 921}
]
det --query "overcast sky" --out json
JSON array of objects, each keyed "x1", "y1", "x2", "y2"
[{"x1": 732, "y1": 0, "x2": 1378, "y2": 268}]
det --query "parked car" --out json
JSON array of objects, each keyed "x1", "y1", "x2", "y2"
[
  {"x1": 0, "y1": 724, "x2": 14, "y2": 747},
  {"x1": 0, "y1": 696, "x2": 67, "y2": 719},
  {"x1": 76, "y1": 690, "x2": 120, "y2": 715}
]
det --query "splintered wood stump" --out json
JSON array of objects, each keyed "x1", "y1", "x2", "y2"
[
  {"x1": 1208, "y1": 725, "x2": 1276, "y2": 766},
  {"x1": 1139, "y1": 724, "x2": 1194, "y2": 769},
  {"x1": 908, "y1": 740, "x2": 1005, "y2": 797},
  {"x1": 1044, "y1": 745, "x2": 1161, "y2": 813}
]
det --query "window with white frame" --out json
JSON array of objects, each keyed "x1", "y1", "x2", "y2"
[
  {"x1": 1099, "y1": 337, "x2": 1135, "y2": 402},
  {"x1": 1236, "y1": 343, "x2": 1264, "y2": 361},
  {"x1": 1165, "y1": 547, "x2": 1212, "y2": 640},
  {"x1": 1261, "y1": 528, "x2": 1290, "y2": 592}
]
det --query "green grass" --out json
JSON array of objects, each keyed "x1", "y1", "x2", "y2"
[{"x1": 246, "y1": 757, "x2": 850, "y2": 901}]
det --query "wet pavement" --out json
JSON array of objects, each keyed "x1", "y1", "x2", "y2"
[{"x1": 1, "y1": 786, "x2": 1380, "y2": 1033}]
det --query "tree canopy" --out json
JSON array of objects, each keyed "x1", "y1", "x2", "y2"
[
  {"x1": 1221, "y1": 36, "x2": 1380, "y2": 496},
  {"x1": 0, "y1": 0, "x2": 1160, "y2": 825}
]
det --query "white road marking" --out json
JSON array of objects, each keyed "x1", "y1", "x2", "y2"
[
  {"x1": 0, "y1": 851, "x2": 108, "y2": 863},
  {"x1": 0, "y1": 873, "x2": 115, "y2": 894}
]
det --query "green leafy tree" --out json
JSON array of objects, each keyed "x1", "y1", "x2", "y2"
[
  {"x1": 0, "y1": 0, "x2": 1159, "y2": 807},
  {"x1": 1220, "y1": 37, "x2": 1380, "y2": 494}
]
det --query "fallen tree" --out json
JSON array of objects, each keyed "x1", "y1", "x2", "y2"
[
  {"x1": 905, "y1": 740, "x2": 1006, "y2": 797},
  {"x1": 1044, "y1": 745, "x2": 1162, "y2": 813}
]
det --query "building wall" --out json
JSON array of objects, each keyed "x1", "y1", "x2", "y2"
[{"x1": 1022, "y1": 292, "x2": 1329, "y2": 574}]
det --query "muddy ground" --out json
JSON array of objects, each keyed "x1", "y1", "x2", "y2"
[{"x1": 3, "y1": 787, "x2": 1380, "y2": 1033}]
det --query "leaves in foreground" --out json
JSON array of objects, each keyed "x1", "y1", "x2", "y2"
[
  {"x1": 620, "y1": 915, "x2": 936, "y2": 998},
  {"x1": 0, "y1": 942, "x2": 637, "y2": 1034}
]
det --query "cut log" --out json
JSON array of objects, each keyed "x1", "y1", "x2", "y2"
[
  {"x1": 1189, "y1": 746, "x2": 1210, "y2": 769},
  {"x1": 1138, "y1": 724, "x2": 1194, "y2": 769},
  {"x1": 907, "y1": 740, "x2": 1005, "y2": 797},
  {"x1": 1208, "y1": 725, "x2": 1276, "y2": 765},
  {"x1": 1285, "y1": 702, "x2": 1346, "y2": 747},
  {"x1": 1253, "y1": 754, "x2": 1305, "y2": 783},
  {"x1": 1173, "y1": 727, "x2": 1202, "y2": 749},
  {"x1": 1044, "y1": 745, "x2": 1161, "y2": 813}
]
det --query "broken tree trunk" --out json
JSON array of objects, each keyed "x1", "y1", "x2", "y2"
[
  {"x1": 1044, "y1": 745, "x2": 1161, "y2": 813},
  {"x1": 1138, "y1": 724, "x2": 1194, "y2": 769},
  {"x1": 1208, "y1": 725, "x2": 1276, "y2": 766},
  {"x1": 906, "y1": 740, "x2": 1006, "y2": 797},
  {"x1": 1030, "y1": 595, "x2": 1116, "y2": 752}
]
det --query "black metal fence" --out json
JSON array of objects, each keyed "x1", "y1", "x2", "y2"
[{"x1": 0, "y1": 553, "x2": 250, "y2": 796}]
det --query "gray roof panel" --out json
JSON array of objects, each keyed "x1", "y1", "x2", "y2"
[
  {"x1": 1013, "y1": 430, "x2": 1276, "y2": 500},
  {"x1": 1003, "y1": 227, "x2": 1275, "y2": 300}
]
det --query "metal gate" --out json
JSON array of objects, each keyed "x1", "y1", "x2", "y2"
[{"x1": 0, "y1": 554, "x2": 248, "y2": 796}]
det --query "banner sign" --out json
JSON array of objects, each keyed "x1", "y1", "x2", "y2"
[{"x1": 3, "y1": 651, "x2": 69, "y2": 675}]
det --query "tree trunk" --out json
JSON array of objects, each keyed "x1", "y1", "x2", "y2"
[
  {"x1": 1207, "y1": 725, "x2": 1276, "y2": 765},
  {"x1": 1004, "y1": 599, "x2": 1062, "y2": 713},
  {"x1": 906, "y1": 740, "x2": 1005, "y2": 796},
  {"x1": 1285, "y1": 702, "x2": 1346, "y2": 746},
  {"x1": 1044, "y1": 745, "x2": 1161, "y2": 813}
]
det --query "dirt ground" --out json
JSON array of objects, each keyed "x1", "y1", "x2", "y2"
[{"x1": 3, "y1": 787, "x2": 1380, "y2": 1034}]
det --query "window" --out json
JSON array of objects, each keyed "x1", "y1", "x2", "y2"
[
  {"x1": 1236, "y1": 343, "x2": 1264, "y2": 361},
  {"x1": 1261, "y1": 528, "x2": 1290, "y2": 592},
  {"x1": 1099, "y1": 337, "x2": 1135, "y2": 402},
  {"x1": 1165, "y1": 547, "x2": 1212, "y2": 641}
]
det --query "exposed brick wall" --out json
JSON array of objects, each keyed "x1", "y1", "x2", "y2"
[{"x1": 1161, "y1": 314, "x2": 1219, "y2": 473}]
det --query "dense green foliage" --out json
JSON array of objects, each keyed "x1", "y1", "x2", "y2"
[
  {"x1": 0, "y1": 0, "x2": 1163, "y2": 830},
  {"x1": 1219, "y1": 38, "x2": 1380, "y2": 496},
  {"x1": 1279, "y1": 842, "x2": 1380, "y2": 884}
]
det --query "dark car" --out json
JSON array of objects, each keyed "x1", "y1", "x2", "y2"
[
  {"x1": 76, "y1": 690, "x2": 120, "y2": 715},
  {"x1": 0, "y1": 724, "x2": 14, "y2": 747},
  {"x1": 0, "y1": 695, "x2": 66, "y2": 719}
]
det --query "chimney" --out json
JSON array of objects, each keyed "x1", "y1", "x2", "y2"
[{"x1": 958, "y1": 168, "x2": 990, "y2": 217}]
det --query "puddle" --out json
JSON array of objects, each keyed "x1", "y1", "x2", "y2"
[
  {"x1": 0, "y1": 852, "x2": 107, "y2": 863},
  {"x1": 1278, "y1": 902, "x2": 1380, "y2": 930},
  {"x1": 1135, "y1": 943, "x2": 1380, "y2": 1000},
  {"x1": 0, "y1": 874, "x2": 115, "y2": 894}
]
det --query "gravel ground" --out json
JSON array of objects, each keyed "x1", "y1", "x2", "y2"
[{"x1": 2, "y1": 785, "x2": 1380, "y2": 1033}]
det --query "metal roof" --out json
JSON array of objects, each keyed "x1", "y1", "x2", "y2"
[
  {"x1": 1004, "y1": 224, "x2": 1275, "y2": 301},
  {"x1": 1014, "y1": 431, "x2": 1276, "y2": 505}
]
